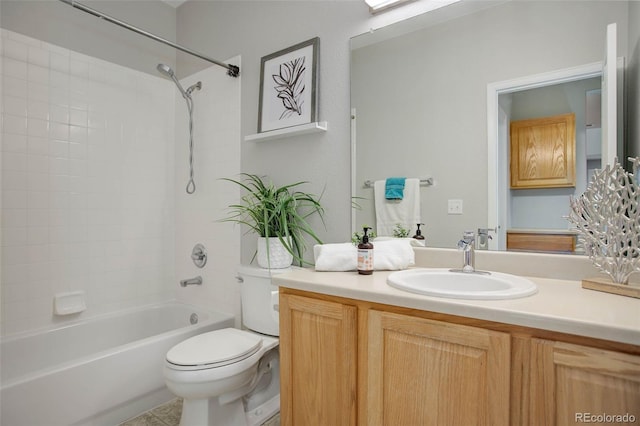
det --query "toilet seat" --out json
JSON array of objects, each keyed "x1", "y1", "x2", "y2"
[{"x1": 166, "y1": 328, "x2": 262, "y2": 371}]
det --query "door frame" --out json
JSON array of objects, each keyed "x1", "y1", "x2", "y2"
[{"x1": 486, "y1": 62, "x2": 603, "y2": 250}]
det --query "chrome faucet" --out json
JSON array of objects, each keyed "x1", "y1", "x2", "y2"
[
  {"x1": 180, "y1": 276, "x2": 203, "y2": 287},
  {"x1": 476, "y1": 228, "x2": 493, "y2": 250},
  {"x1": 457, "y1": 230, "x2": 476, "y2": 272},
  {"x1": 450, "y1": 231, "x2": 491, "y2": 275}
]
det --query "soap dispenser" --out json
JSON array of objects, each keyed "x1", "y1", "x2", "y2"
[
  {"x1": 413, "y1": 223, "x2": 425, "y2": 241},
  {"x1": 357, "y1": 227, "x2": 374, "y2": 275}
]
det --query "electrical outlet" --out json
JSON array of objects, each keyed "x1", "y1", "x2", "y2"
[{"x1": 448, "y1": 199, "x2": 463, "y2": 215}]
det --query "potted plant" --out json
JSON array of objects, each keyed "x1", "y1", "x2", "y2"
[{"x1": 221, "y1": 173, "x2": 325, "y2": 268}]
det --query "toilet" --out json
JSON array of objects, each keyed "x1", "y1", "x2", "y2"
[{"x1": 164, "y1": 265, "x2": 286, "y2": 426}]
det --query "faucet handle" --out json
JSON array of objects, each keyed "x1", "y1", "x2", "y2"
[
  {"x1": 477, "y1": 228, "x2": 493, "y2": 240},
  {"x1": 457, "y1": 231, "x2": 474, "y2": 250}
]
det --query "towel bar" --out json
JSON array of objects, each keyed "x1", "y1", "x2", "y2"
[{"x1": 363, "y1": 177, "x2": 433, "y2": 188}]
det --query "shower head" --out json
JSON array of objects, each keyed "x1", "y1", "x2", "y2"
[
  {"x1": 156, "y1": 63, "x2": 175, "y2": 77},
  {"x1": 157, "y1": 63, "x2": 189, "y2": 99}
]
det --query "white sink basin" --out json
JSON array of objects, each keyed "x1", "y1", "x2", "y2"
[{"x1": 387, "y1": 268, "x2": 538, "y2": 300}]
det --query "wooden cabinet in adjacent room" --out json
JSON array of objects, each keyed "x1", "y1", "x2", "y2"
[{"x1": 510, "y1": 113, "x2": 576, "y2": 189}]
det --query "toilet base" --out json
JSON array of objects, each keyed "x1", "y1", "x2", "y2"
[
  {"x1": 179, "y1": 394, "x2": 279, "y2": 426},
  {"x1": 245, "y1": 394, "x2": 279, "y2": 426}
]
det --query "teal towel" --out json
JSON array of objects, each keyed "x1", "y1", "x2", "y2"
[{"x1": 385, "y1": 177, "x2": 406, "y2": 200}]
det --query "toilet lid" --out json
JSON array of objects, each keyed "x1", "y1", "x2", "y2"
[{"x1": 166, "y1": 328, "x2": 262, "y2": 368}]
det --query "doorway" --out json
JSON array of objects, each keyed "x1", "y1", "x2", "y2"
[{"x1": 486, "y1": 62, "x2": 603, "y2": 250}]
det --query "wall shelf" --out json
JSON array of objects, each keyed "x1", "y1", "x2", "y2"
[{"x1": 244, "y1": 121, "x2": 328, "y2": 142}]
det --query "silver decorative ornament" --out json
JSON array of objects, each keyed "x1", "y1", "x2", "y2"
[{"x1": 569, "y1": 157, "x2": 640, "y2": 284}]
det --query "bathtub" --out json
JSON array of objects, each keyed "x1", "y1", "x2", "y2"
[{"x1": 0, "y1": 302, "x2": 235, "y2": 426}]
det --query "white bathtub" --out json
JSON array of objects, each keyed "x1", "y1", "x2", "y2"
[{"x1": 0, "y1": 302, "x2": 235, "y2": 426}]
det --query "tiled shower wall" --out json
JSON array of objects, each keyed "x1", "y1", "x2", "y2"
[{"x1": 1, "y1": 29, "x2": 177, "y2": 336}]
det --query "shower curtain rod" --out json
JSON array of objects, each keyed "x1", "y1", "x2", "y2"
[{"x1": 58, "y1": 0, "x2": 239, "y2": 77}]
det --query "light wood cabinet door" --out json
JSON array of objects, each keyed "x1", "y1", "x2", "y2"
[
  {"x1": 279, "y1": 293, "x2": 357, "y2": 426},
  {"x1": 510, "y1": 113, "x2": 576, "y2": 189},
  {"x1": 530, "y1": 338, "x2": 640, "y2": 425},
  {"x1": 366, "y1": 310, "x2": 511, "y2": 426}
]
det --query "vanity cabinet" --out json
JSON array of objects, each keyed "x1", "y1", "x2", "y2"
[
  {"x1": 279, "y1": 293, "x2": 357, "y2": 426},
  {"x1": 280, "y1": 289, "x2": 640, "y2": 426},
  {"x1": 366, "y1": 310, "x2": 510, "y2": 425},
  {"x1": 529, "y1": 338, "x2": 640, "y2": 425},
  {"x1": 510, "y1": 113, "x2": 576, "y2": 189}
]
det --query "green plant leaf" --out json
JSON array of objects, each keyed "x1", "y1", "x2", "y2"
[{"x1": 219, "y1": 173, "x2": 325, "y2": 266}]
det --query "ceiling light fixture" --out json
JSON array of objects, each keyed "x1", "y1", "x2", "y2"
[
  {"x1": 365, "y1": 0, "x2": 461, "y2": 15},
  {"x1": 365, "y1": 0, "x2": 410, "y2": 13}
]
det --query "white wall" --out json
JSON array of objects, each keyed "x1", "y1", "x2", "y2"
[
  {"x1": 0, "y1": 29, "x2": 176, "y2": 335},
  {"x1": 173, "y1": 60, "x2": 242, "y2": 325},
  {"x1": 176, "y1": 1, "x2": 373, "y2": 264}
]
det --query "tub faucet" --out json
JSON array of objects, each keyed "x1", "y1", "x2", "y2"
[
  {"x1": 180, "y1": 276, "x2": 203, "y2": 287},
  {"x1": 457, "y1": 231, "x2": 476, "y2": 273}
]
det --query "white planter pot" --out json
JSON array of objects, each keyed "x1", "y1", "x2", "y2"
[{"x1": 257, "y1": 237, "x2": 294, "y2": 269}]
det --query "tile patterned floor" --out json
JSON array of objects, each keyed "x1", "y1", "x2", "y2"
[{"x1": 120, "y1": 398, "x2": 280, "y2": 426}]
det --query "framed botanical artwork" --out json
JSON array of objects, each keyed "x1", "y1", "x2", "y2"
[{"x1": 258, "y1": 37, "x2": 319, "y2": 133}]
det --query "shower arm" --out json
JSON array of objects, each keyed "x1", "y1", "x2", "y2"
[{"x1": 58, "y1": 0, "x2": 240, "y2": 77}]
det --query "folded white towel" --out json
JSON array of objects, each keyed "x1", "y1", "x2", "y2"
[
  {"x1": 313, "y1": 239, "x2": 415, "y2": 272},
  {"x1": 372, "y1": 239, "x2": 415, "y2": 270},
  {"x1": 313, "y1": 243, "x2": 357, "y2": 271},
  {"x1": 374, "y1": 178, "x2": 421, "y2": 237}
]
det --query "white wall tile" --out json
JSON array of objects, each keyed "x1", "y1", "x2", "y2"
[
  {"x1": 27, "y1": 191, "x2": 49, "y2": 209},
  {"x1": 3, "y1": 57, "x2": 27, "y2": 79},
  {"x1": 27, "y1": 118, "x2": 48, "y2": 138},
  {"x1": 50, "y1": 52, "x2": 70, "y2": 73},
  {"x1": 2, "y1": 190, "x2": 27, "y2": 209},
  {"x1": 3, "y1": 171, "x2": 28, "y2": 191},
  {"x1": 4, "y1": 96, "x2": 28, "y2": 117},
  {"x1": 50, "y1": 104, "x2": 69, "y2": 124},
  {"x1": 3, "y1": 39, "x2": 28, "y2": 62},
  {"x1": 3, "y1": 114, "x2": 27, "y2": 135},
  {"x1": 3, "y1": 76, "x2": 27, "y2": 98},
  {"x1": 0, "y1": 30, "x2": 196, "y2": 337},
  {"x1": 2, "y1": 152, "x2": 27, "y2": 172},
  {"x1": 28, "y1": 45, "x2": 49, "y2": 68},
  {"x1": 28, "y1": 100, "x2": 49, "y2": 121},
  {"x1": 28, "y1": 82, "x2": 49, "y2": 102},
  {"x1": 2, "y1": 133, "x2": 28, "y2": 153},
  {"x1": 27, "y1": 64, "x2": 48, "y2": 85}
]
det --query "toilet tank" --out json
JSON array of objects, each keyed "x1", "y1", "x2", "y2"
[{"x1": 238, "y1": 265, "x2": 290, "y2": 337}]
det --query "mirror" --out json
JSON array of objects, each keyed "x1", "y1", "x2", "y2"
[{"x1": 351, "y1": 0, "x2": 632, "y2": 251}]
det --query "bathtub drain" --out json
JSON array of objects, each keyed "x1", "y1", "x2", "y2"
[{"x1": 190, "y1": 313, "x2": 198, "y2": 324}]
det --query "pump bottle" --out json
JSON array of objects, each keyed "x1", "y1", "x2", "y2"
[
  {"x1": 413, "y1": 223, "x2": 425, "y2": 241},
  {"x1": 357, "y1": 227, "x2": 374, "y2": 275}
]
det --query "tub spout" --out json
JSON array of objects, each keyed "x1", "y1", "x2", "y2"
[{"x1": 180, "y1": 276, "x2": 203, "y2": 287}]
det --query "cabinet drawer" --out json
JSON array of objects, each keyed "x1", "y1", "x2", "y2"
[{"x1": 507, "y1": 231, "x2": 575, "y2": 253}]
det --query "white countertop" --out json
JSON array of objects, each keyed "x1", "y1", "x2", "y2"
[{"x1": 273, "y1": 267, "x2": 640, "y2": 346}]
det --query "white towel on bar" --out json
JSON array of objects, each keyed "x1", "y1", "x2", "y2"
[
  {"x1": 374, "y1": 178, "x2": 421, "y2": 237},
  {"x1": 313, "y1": 239, "x2": 415, "y2": 271}
]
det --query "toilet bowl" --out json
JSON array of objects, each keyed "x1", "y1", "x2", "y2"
[{"x1": 164, "y1": 265, "x2": 287, "y2": 426}]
